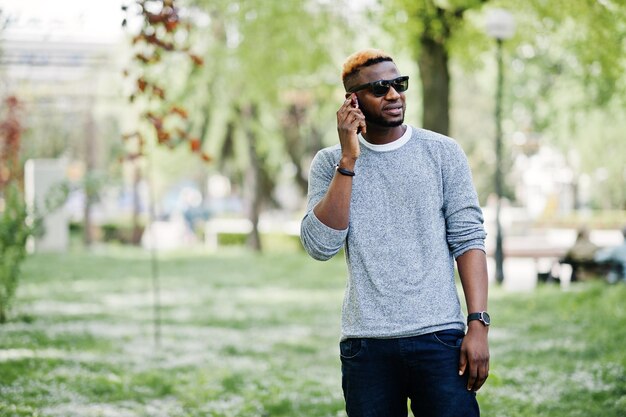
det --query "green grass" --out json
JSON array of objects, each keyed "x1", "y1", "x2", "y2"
[{"x1": 1, "y1": 245, "x2": 625, "y2": 416}]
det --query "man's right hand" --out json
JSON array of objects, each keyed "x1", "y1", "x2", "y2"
[
  {"x1": 336, "y1": 93, "x2": 366, "y2": 167},
  {"x1": 313, "y1": 94, "x2": 364, "y2": 230}
]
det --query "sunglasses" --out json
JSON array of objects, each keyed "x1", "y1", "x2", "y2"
[{"x1": 348, "y1": 76, "x2": 409, "y2": 97}]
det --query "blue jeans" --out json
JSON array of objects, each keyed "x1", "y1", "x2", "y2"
[{"x1": 340, "y1": 329, "x2": 479, "y2": 417}]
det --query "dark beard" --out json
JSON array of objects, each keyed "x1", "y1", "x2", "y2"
[{"x1": 361, "y1": 106, "x2": 404, "y2": 128}]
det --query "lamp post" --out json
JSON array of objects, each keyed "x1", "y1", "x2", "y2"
[{"x1": 486, "y1": 9, "x2": 515, "y2": 285}]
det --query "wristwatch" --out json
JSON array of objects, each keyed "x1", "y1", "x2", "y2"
[{"x1": 467, "y1": 311, "x2": 491, "y2": 326}]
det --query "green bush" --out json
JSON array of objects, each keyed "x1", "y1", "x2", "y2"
[
  {"x1": 100, "y1": 222, "x2": 144, "y2": 244},
  {"x1": 0, "y1": 184, "x2": 40, "y2": 323},
  {"x1": 216, "y1": 232, "x2": 303, "y2": 252},
  {"x1": 217, "y1": 232, "x2": 248, "y2": 246}
]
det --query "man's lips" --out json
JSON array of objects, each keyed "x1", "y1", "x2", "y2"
[{"x1": 383, "y1": 105, "x2": 403, "y2": 116}]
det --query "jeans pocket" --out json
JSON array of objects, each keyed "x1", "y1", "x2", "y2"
[
  {"x1": 339, "y1": 338, "x2": 364, "y2": 359},
  {"x1": 432, "y1": 329, "x2": 464, "y2": 349}
]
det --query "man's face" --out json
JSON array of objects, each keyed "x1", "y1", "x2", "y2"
[{"x1": 347, "y1": 61, "x2": 407, "y2": 128}]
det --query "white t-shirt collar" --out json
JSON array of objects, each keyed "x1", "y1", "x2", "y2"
[{"x1": 358, "y1": 125, "x2": 412, "y2": 152}]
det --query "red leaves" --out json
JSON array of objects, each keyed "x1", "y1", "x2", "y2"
[
  {"x1": 163, "y1": 19, "x2": 179, "y2": 33},
  {"x1": 134, "y1": 53, "x2": 151, "y2": 64},
  {"x1": 134, "y1": 32, "x2": 175, "y2": 51},
  {"x1": 5, "y1": 96, "x2": 19, "y2": 108},
  {"x1": 137, "y1": 77, "x2": 147, "y2": 92},
  {"x1": 170, "y1": 106, "x2": 188, "y2": 118},
  {"x1": 134, "y1": 77, "x2": 166, "y2": 99},
  {"x1": 122, "y1": 0, "x2": 211, "y2": 164},
  {"x1": 189, "y1": 137, "x2": 201, "y2": 152},
  {"x1": 120, "y1": 132, "x2": 146, "y2": 162},
  {"x1": 152, "y1": 85, "x2": 165, "y2": 99},
  {"x1": 0, "y1": 96, "x2": 23, "y2": 188},
  {"x1": 145, "y1": 112, "x2": 163, "y2": 130},
  {"x1": 189, "y1": 54, "x2": 204, "y2": 67},
  {"x1": 126, "y1": 0, "x2": 203, "y2": 68},
  {"x1": 157, "y1": 130, "x2": 170, "y2": 144}
]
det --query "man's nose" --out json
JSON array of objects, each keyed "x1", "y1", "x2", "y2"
[{"x1": 385, "y1": 86, "x2": 401, "y2": 99}]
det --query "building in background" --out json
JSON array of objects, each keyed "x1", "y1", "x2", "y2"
[{"x1": 0, "y1": 1, "x2": 130, "y2": 247}]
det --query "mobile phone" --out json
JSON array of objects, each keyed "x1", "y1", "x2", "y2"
[{"x1": 351, "y1": 96, "x2": 362, "y2": 133}]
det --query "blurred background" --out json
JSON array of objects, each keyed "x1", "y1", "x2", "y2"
[
  {"x1": 1, "y1": 0, "x2": 625, "y2": 284},
  {"x1": 1, "y1": 1, "x2": 626, "y2": 416}
]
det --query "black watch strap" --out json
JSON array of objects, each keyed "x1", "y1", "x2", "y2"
[{"x1": 467, "y1": 311, "x2": 491, "y2": 326}]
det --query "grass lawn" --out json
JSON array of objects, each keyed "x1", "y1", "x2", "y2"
[{"x1": 1, "y1": 245, "x2": 625, "y2": 417}]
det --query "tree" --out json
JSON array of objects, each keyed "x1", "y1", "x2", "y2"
[
  {"x1": 378, "y1": 0, "x2": 626, "y2": 206},
  {"x1": 0, "y1": 96, "x2": 41, "y2": 323},
  {"x1": 380, "y1": 0, "x2": 625, "y2": 133},
  {"x1": 501, "y1": 0, "x2": 626, "y2": 209},
  {"x1": 168, "y1": 0, "x2": 350, "y2": 250},
  {"x1": 122, "y1": 0, "x2": 208, "y2": 244},
  {"x1": 379, "y1": 0, "x2": 489, "y2": 136}
]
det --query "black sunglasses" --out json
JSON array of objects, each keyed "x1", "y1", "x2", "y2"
[{"x1": 348, "y1": 76, "x2": 409, "y2": 97}]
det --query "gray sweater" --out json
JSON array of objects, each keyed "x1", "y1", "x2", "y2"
[{"x1": 300, "y1": 125, "x2": 487, "y2": 340}]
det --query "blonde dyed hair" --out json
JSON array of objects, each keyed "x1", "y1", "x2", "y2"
[{"x1": 341, "y1": 49, "x2": 394, "y2": 87}]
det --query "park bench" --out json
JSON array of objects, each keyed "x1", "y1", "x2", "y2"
[{"x1": 487, "y1": 229, "x2": 624, "y2": 287}]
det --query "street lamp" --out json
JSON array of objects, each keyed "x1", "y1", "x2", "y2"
[{"x1": 486, "y1": 9, "x2": 515, "y2": 285}]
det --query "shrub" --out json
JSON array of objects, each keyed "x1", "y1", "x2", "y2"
[
  {"x1": 0, "y1": 183, "x2": 41, "y2": 323},
  {"x1": 101, "y1": 221, "x2": 145, "y2": 244}
]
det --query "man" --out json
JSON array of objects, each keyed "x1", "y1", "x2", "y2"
[
  {"x1": 595, "y1": 226, "x2": 626, "y2": 283},
  {"x1": 560, "y1": 227, "x2": 599, "y2": 282},
  {"x1": 300, "y1": 49, "x2": 490, "y2": 417}
]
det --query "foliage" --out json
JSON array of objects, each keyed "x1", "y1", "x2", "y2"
[
  {"x1": 124, "y1": 0, "x2": 354, "y2": 250},
  {"x1": 379, "y1": 0, "x2": 625, "y2": 114},
  {"x1": 0, "y1": 95, "x2": 33, "y2": 323},
  {"x1": 503, "y1": 0, "x2": 626, "y2": 208},
  {"x1": 0, "y1": 96, "x2": 23, "y2": 188},
  {"x1": 374, "y1": 0, "x2": 626, "y2": 207},
  {"x1": 0, "y1": 184, "x2": 41, "y2": 323},
  {"x1": 216, "y1": 231, "x2": 303, "y2": 252},
  {"x1": 122, "y1": 0, "x2": 208, "y2": 161},
  {"x1": 1, "y1": 248, "x2": 626, "y2": 416},
  {"x1": 376, "y1": 0, "x2": 490, "y2": 135},
  {"x1": 101, "y1": 221, "x2": 146, "y2": 244},
  {"x1": 534, "y1": 210, "x2": 626, "y2": 230},
  {"x1": 509, "y1": 0, "x2": 626, "y2": 107},
  {"x1": 121, "y1": 0, "x2": 626, "y2": 214},
  {"x1": 379, "y1": 0, "x2": 488, "y2": 53},
  {"x1": 180, "y1": 0, "x2": 350, "y2": 168}
]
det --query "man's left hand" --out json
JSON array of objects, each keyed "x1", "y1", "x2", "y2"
[{"x1": 458, "y1": 324, "x2": 490, "y2": 391}]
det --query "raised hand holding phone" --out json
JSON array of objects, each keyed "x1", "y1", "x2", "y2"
[{"x1": 336, "y1": 93, "x2": 366, "y2": 168}]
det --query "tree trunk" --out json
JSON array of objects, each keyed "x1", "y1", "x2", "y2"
[
  {"x1": 83, "y1": 193, "x2": 93, "y2": 246},
  {"x1": 281, "y1": 104, "x2": 309, "y2": 196},
  {"x1": 418, "y1": 35, "x2": 450, "y2": 136},
  {"x1": 241, "y1": 104, "x2": 263, "y2": 252},
  {"x1": 131, "y1": 161, "x2": 143, "y2": 245},
  {"x1": 83, "y1": 102, "x2": 96, "y2": 246}
]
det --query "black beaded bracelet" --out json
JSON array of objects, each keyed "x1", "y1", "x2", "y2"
[{"x1": 335, "y1": 164, "x2": 355, "y2": 177}]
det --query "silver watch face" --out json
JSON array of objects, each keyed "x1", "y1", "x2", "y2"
[{"x1": 481, "y1": 312, "x2": 491, "y2": 325}]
